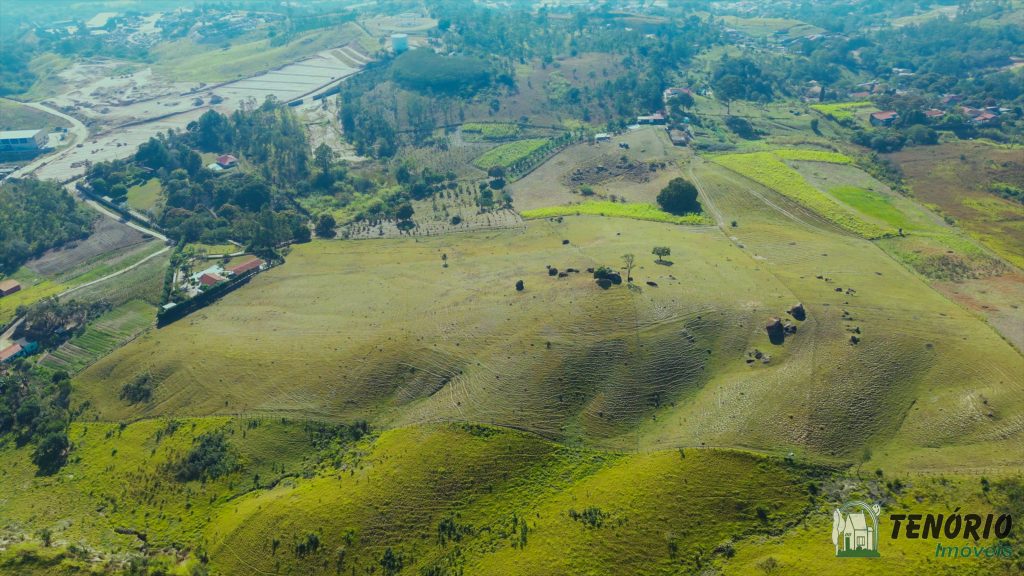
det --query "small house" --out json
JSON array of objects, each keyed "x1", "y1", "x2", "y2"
[
  {"x1": 869, "y1": 111, "x2": 898, "y2": 127},
  {"x1": 848, "y1": 91, "x2": 871, "y2": 100},
  {"x1": 940, "y1": 94, "x2": 962, "y2": 106},
  {"x1": 0, "y1": 343, "x2": 23, "y2": 363},
  {"x1": 0, "y1": 130, "x2": 46, "y2": 153},
  {"x1": 637, "y1": 113, "x2": 666, "y2": 125},
  {"x1": 594, "y1": 133, "x2": 612, "y2": 143},
  {"x1": 972, "y1": 112, "x2": 998, "y2": 125},
  {"x1": 226, "y1": 258, "x2": 264, "y2": 276},
  {"x1": 0, "y1": 279, "x2": 21, "y2": 297},
  {"x1": 199, "y1": 272, "x2": 228, "y2": 287},
  {"x1": 923, "y1": 109, "x2": 945, "y2": 119},
  {"x1": 216, "y1": 154, "x2": 238, "y2": 169}
]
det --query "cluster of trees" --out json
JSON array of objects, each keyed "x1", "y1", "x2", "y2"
[
  {"x1": 168, "y1": 430, "x2": 238, "y2": 482},
  {"x1": 0, "y1": 368, "x2": 72, "y2": 475},
  {"x1": 17, "y1": 297, "x2": 111, "y2": 349},
  {"x1": 0, "y1": 43, "x2": 35, "y2": 96},
  {"x1": 391, "y1": 49, "x2": 494, "y2": 96},
  {"x1": 0, "y1": 179, "x2": 94, "y2": 274},
  {"x1": 85, "y1": 100, "x2": 319, "y2": 252},
  {"x1": 713, "y1": 57, "x2": 778, "y2": 103},
  {"x1": 339, "y1": 5, "x2": 722, "y2": 158}
]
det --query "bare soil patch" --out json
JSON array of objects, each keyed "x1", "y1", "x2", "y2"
[{"x1": 26, "y1": 217, "x2": 151, "y2": 277}]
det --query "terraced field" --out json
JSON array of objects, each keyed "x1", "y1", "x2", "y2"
[{"x1": 40, "y1": 300, "x2": 155, "y2": 374}]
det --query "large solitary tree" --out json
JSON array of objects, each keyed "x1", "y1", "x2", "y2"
[{"x1": 657, "y1": 178, "x2": 702, "y2": 215}]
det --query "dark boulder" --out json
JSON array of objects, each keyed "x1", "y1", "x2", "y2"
[
  {"x1": 765, "y1": 317, "x2": 785, "y2": 345},
  {"x1": 515, "y1": 280, "x2": 524, "y2": 291},
  {"x1": 596, "y1": 278, "x2": 612, "y2": 289},
  {"x1": 548, "y1": 267, "x2": 558, "y2": 276},
  {"x1": 646, "y1": 281, "x2": 658, "y2": 287},
  {"x1": 788, "y1": 303, "x2": 806, "y2": 321}
]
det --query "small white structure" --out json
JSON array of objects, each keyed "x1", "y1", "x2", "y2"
[
  {"x1": 594, "y1": 133, "x2": 611, "y2": 142},
  {"x1": 391, "y1": 33, "x2": 409, "y2": 53}
]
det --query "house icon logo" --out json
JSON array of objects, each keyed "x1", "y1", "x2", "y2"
[{"x1": 832, "y1": 501, "x2": 881, "y2": 558}]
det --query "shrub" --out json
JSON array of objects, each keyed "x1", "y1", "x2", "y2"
[{"x1": 119, "y1": 372, "x2": 155, "y2": 404}]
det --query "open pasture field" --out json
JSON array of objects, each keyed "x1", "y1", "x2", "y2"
[
  {"x1": 711, "y1": 150, "x2": 890, "y2": 238},
  {"x1": 0, "y1": 98, "x2": 71, "y2": 131},
  {"x1": 151, "y1": 24, "x2": 367, "y2": 84},
  {"x1": 75, "y1": 201, "x2": 1024, "y2": 473},
  {"x1": 507, "y1": 126, "x2": 685, "y2": 211},
  {"x1": 888, "y1": 141, "x2": 1024, "y2": 269},
  {"x1": 683, "y1": 157, "x2": 1024, "y2": 471}
]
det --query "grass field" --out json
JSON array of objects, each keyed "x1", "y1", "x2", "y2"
[
  {"x1": 0, "y1": 99, "x2": 72, "y2": 131},
  {"x1": 462, "y1": 122, "x2": 520, "y2": 141},
  {"x1": 810, "y1": 101, "x2": 874, "y2": 123},
  {"x1": 473, "y1": 138, "x2": 550, "y2": 170},
  {"x1": 711, "y1": 151, "x2": 889, "y2": 238},
  {"x1": 507, "y1": 126, "x2": 686, "y2": 211},
  {"x1": 151, "y1": 24, "x2": 366, "y2": 83},
  {"x1": 125, "y1": 178, "x2": 162, "y2": 213},
  {"x1": 521, "y1": 201, "x2": 709, "y2": 225},
  {"x1": 889, "y1": 142, "x2": 1024, "y2": 269}
]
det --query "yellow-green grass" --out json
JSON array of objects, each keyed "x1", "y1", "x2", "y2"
[
  {"x1": 0, "y1": 279, "x2": 68, "y2": 326},
  {"x1": 205, "y1": 424, "x2": 828, "y2": 576},
  {"x1": 720, "y1": 475, "x2": 1022, "y2": 576},
  {"x1": 712, "y1": 151, "x2": 889, "y2": 238},
  {"x1": 828, "y1": 186, "x2": 916, "y2": 229},
  {"x1": 675, "y1": 158, "x2": 1024, "y2": 472},
  {"x1": 462, "y1": 122, "x2": 520, "y2": 140},
  {"x1": 0, "y1": 416, "x2": 333, "y2": 557},
  {"x1": 772, "y1": 149, "x2": 852, "y2": 164},
  {"x1": 125, "y1": 178, "x2": 162, "y2": 213},
  {"x1": 39, "y1": 300, "x2": 155, "y2": 374},
  {"x1": 473, "y1": 138, "x2": 549, "y2": 169},
  {"x1": 74, "y1": 212, "x2": 1024, "y2": 472},
  {"x1": 810, "y1": 101, "x2": 874, "y2": 122},
  {"x1": 151, "y1": 25, "x2": 365, "y2": 83},
  {"x1": 0, "y1": 99, "x2": 71, "y2": 131},
  {"x1": 521, "y1": 201, "x2": 709, "y2": 225},
  {"x1": 185, "y1": 242, "x2": 238, "y2": 256}
]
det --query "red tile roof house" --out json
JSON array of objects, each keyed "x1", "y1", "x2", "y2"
[
  {"x1": 0, "y1": 279, "x2": 21, "y2": 297},
  {"x1": 869, "y1": 111, "x2": 899, "y2": 127},
  {"x1": 972, "y1": 112, "x2": 998, "y2": 125},
  {"x1": 923, "y1": 109, "x2": 945, "y2": 119},
  {"x1": 226, "y1": 258, "x2": 265, "y2": 276},
  {"x1": 199, "y1": 272, "x2": 228, "y2": 287},
  {"x1": 0, "y1": 343, "x2": 23, "y2": 363},
  {"x1": 216, "y1": 154, "x2": 238, "y2": 169}
]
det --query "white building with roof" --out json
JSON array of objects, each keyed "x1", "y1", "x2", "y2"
[{"x1": 0, "y1": 130, "x2": 46, "y2": 152}]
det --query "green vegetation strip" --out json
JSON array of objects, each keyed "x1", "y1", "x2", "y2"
[
  {"x1": 521, "y1": 201, "x2": 709, "y2": 225},
  {"x1": 809, "y1": 101, "x2": 873, "y2": 122},
  {"x1": 474, "y1": 139, "x2": 550, "y2": 170},
  {"x1": 462, "y1": 123, "x2": 520, "y2": 140},
  {"x1": 771, "y1": 149, "x2": 852, "y2": 164},
  {"x1": 712, "y1": 151, "x2": 888, "y2": 238}
]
